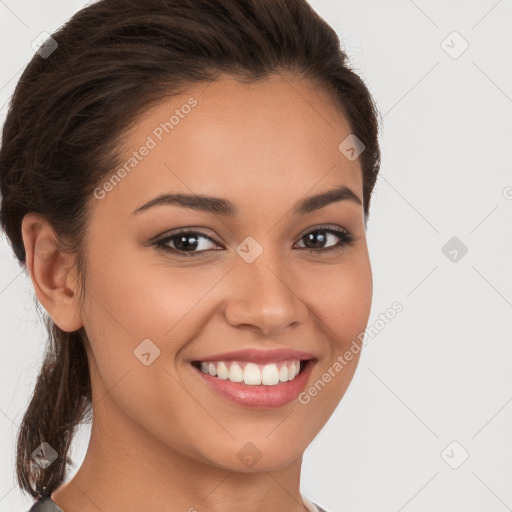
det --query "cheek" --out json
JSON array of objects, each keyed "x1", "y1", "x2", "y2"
[
  {"x1": 83, "y1": 237, "x2": 206, "y2": 339},
  {"x1": 79, "y1": 245, "x2": 210, "y2": 441},
  {"x1": 302, "y1": 254, "x2": 373, "y2": 347},
  {"x1": 80, "y1": 240, "x2": 229, "y2": 404}
]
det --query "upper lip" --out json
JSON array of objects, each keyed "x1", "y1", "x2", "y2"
[{"x1": 192, "y1": 348, "x2": 315, "y2": 364}]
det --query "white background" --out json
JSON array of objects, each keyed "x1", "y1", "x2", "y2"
[{"x1": 1, "y1": 1, "x2": 511, "y2": 511}]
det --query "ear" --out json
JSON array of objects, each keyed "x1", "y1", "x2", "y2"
[{"x1": 21, "y1": 212, "x2": 83, "y2": 332}]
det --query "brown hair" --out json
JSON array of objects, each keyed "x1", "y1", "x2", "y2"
[{"x1": 0, "y1": 0, "x2": 381, "y2": 499}]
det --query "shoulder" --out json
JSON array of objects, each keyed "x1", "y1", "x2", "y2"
[{"x1": 27, "y1": 497, "x2": 63, "y2": 512}]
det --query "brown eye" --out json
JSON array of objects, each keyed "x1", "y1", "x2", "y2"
[
  {"x1": 155, "y1": 230, "x2": 222, "y2": 257},
  {"x1": 295, "y1": 226, "x2": 354, "y2": 253}
]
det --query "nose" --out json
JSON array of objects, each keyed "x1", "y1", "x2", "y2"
[{"x1": 223, "y1": 251, "x2": 309, "y2": 337}]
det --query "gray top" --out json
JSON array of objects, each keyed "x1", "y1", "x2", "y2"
[
  {"x1": 28, "y1": 497, "x2": 63, "y2": 511},
  {"x1": 28, "y1": 496, "x2": 329, "y2": 511}
]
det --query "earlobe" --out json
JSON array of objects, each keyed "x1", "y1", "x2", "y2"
[{"x1": 21, "y1": 212, "x2": 83, "y2": 332}]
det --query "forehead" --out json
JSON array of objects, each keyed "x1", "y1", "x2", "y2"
[{"x1": 92, "y1": 74, "x2": 363, "y2": 218}]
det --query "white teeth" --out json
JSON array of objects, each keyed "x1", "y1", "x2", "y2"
[
  {"x1": 262, "y1": 363, "x2": 280, "y2": 385},
  {"x1": 229, "y1": 363, "x2": 244, "y2": 382},
  {"x1": 197, "y1": 359, "x2": 304, "y2": 386},
  {"x1": 244, "y1": 363, "x2": 261, "y2": 385},
  {"x1": 217, "y1": 361, "x2": 229, "y2": 380},
  {"x1": 289, "y1": 361, "x2": 300, "y2": 380}
]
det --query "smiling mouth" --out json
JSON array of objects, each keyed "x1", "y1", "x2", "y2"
[{"x1": 191, "y1": 359, "x2": 312, "y2": 387}]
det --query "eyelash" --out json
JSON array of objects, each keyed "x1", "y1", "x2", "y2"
[{"x1": 153, "y1": 225, "x2": 355, "y2": 258}]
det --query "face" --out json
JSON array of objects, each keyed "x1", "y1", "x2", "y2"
[{"x1": 77, "y1": 74, "x2": 372, "y2": 472}]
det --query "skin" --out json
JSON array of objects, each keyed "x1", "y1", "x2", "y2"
[{"x1": 21, "y1": 73, "x2": 373, "y2": 512}]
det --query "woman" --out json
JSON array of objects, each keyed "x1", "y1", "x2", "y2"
[{"x1": 0, "y1": 0, "x2": 381, "y2": 510}]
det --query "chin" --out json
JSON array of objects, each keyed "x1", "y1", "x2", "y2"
[{"x1": 195, "y1": 434, "x2": 307, "y2": 473}]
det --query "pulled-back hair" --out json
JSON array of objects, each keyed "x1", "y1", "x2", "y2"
[{"x1": 0, "y1": 0, "x2": 381, "y2": 499}]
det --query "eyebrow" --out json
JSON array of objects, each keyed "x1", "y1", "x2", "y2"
[{"x1": 131, "y1": 184, "x2": 362, "y2": 217}]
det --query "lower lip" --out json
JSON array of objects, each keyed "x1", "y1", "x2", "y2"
[{"x1": 192, "y1": 360, "x2": 315, "y2": 409}]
